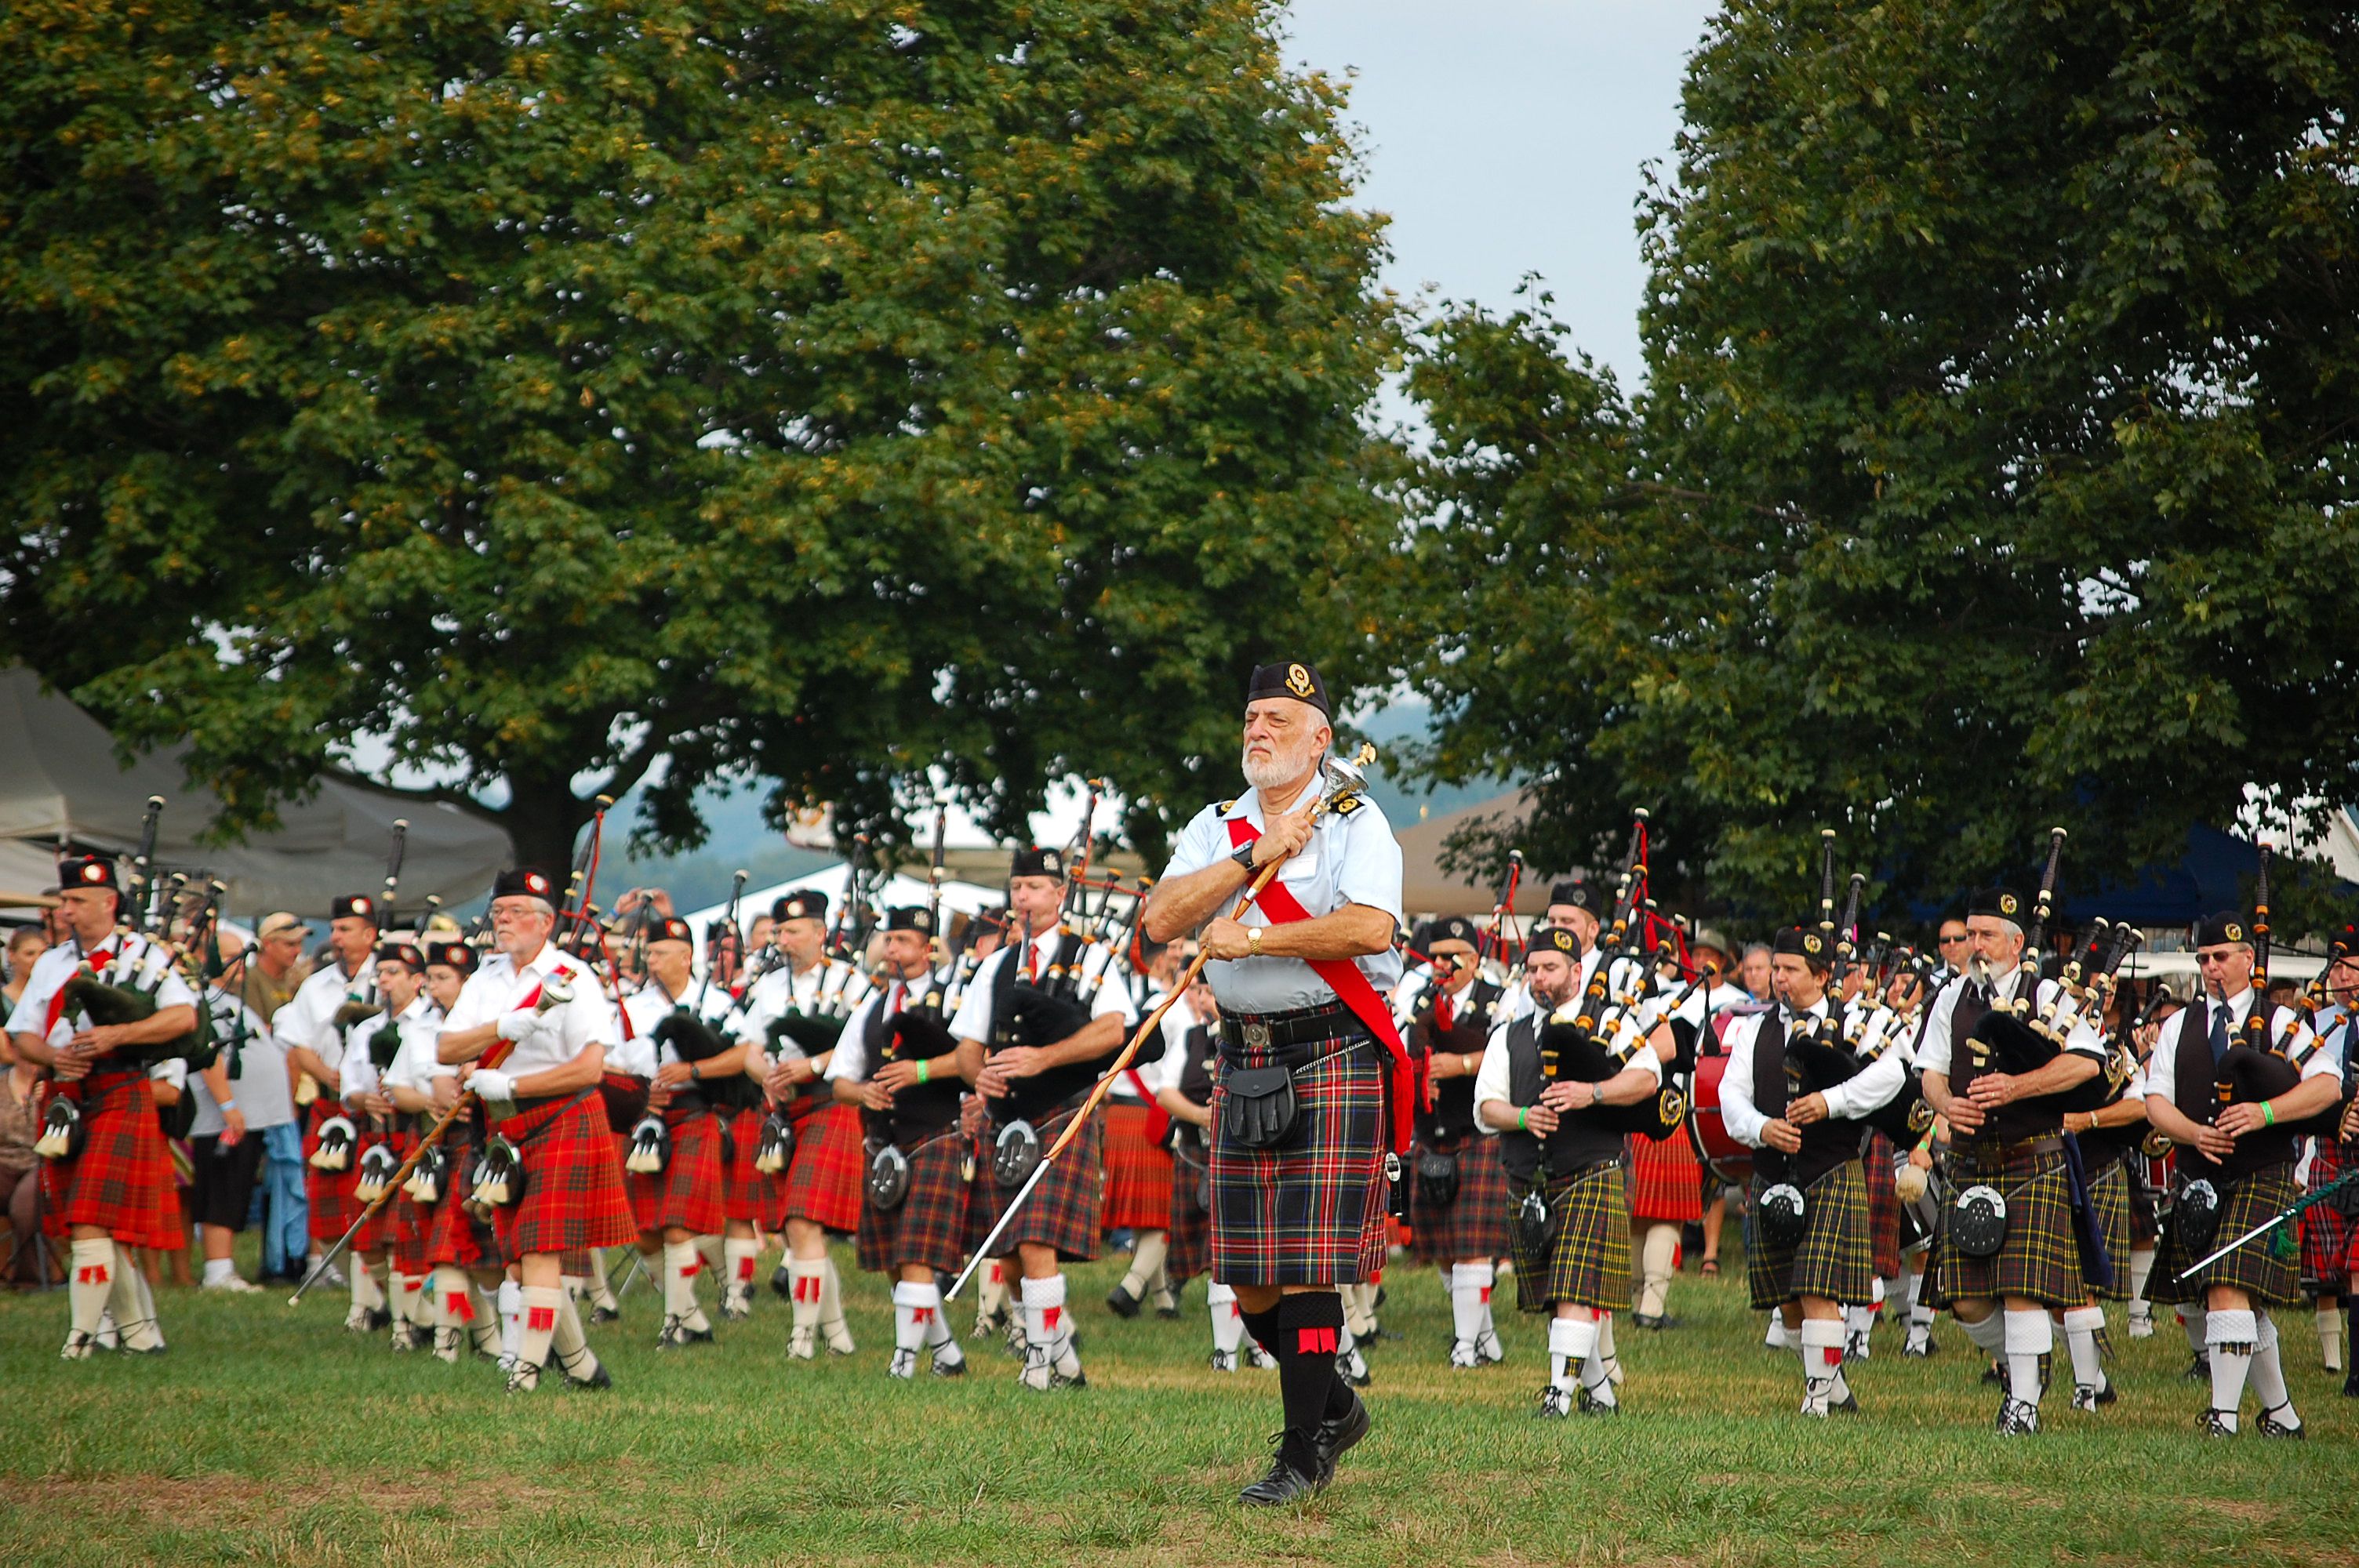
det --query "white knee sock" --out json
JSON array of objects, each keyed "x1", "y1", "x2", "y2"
[
  {"x1": 1450, "y1": 1261, "x2": 1494, "y2": 1345},
  {"x1": 67, "y1": 1237, "x2": 114, "y2": 1338},
  {"x1": 919, "y1": 1282, "x2": 961, "y2": 1366},
  {"x1": 1209, "y1": 1282, "x2": 1245, "y2": 1354},
  {"x1": 2128, "y1": 1247, "x2": 2155, "y2": 1306},
  {"x1": 2251, "y1": 1312, "x2": 2298, "y2": 1428},
  {"x1": 498, "y1": 1279, "x2": 524, "y2": 1364},
  {"x1": 588, "y1": 1247, "x2": 616, "y2": 1308},
  {"x1": 431, "y1": 1265, "x2": 473, "y2": 1346},
  {"x1": 1121, "y1": 1231, "x2": 1169, "y2": 1297},
  {"x1": 1799, "y1": 1319, "x2": 1844, "y2": 1414},
  {"x1": 723, "y1": 1235, "x2": 759, "y2": 1298},
  {"x1": 662, "y1": 1240, "x2": 710, "y2": 1330},
  {"x1": 1959, "y1": 1308, "x2": 2006, "y2": 1358},
  {"x1": 1765, "y1": 1313, "x2": 1794, "y2": 1349},
  {"x1": 550, "y1": 1290, "x2": 601, "y2": 1382},
  {"x1": 2206, "y1": 1308, "x2": 2255, "y2": 1428},
  {"x1": 892, "y1": 1281, "x2": 930, "y2": 1356},
  {"x1": 1022, "y1": 1272, "x2": 1078, "y2": 1370},
  {"x1": 1597, "y1": 1312, "x2": 1619, "y2": 1380},
  {"x1": 2183, "y1": 1309, "x2": 2208, "y2": 1356},
  {"x1": 1579, "y1": 1323, "x2": 1618, "y2": 1406},
  {"x1": 819, "y1": 1255, "x2": 849, "y2": 1329},
  {"x1": 2003, "y1": 1309, "x2": 2051, "y2": 1405},
  {"x1": 1637, "y1": 1225, "x2": 1677, "y2": 1317},
  {"x1": 2062, "y1": 1305, "x2": 2107, "y2": 1391},
  {"x1": 515, "y1": 1284, "x2": 562, "y2": 1374},
  {"x1": 2318, "y1": 1301, "x2": 2344, "y2": 1374},
  {"x1": 786, "y1": 1258, "x2": 824, "y2": 1335},
  {"x1": 1845, "y1": 1301, "x2": 1874, "y2": 1340},
  {"x1": 976, "y1": 1260, "x2": 1009, "y2": 1330},
  {"x1": 693, "y1": 1232, "x2": 724, "y2": 1278},
  {"x1": 1549, "y1": 1315, "x2": 1596, "y2": 1392},
  {"x1": 1341, "y1": 1279, "x2": 1377, "y2": 1338},
  {"x1": 351, "y1": 1258, "x2": 379, "y2": 1316}
]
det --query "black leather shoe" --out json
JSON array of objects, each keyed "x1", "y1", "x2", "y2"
[
  {"x1": 1104, "y1": 1283, "x2": 1141, "y2": 1319},
  {"x1": 1315, "y1": 1388, "x2": 1370, "y2": 1479},
  {"x1": 1239, "y1": 1436, "x2": 1325, "y2": 1507},
  {"x1": 2256, "y1": 1406, "x2": 2305, "y2": 1439},
  {"x1": 567, "y1": 1362, "x2": 613, "y2": 1390}
]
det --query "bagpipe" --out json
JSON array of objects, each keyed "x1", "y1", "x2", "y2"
[
  {"x1": 1540, "y1": 811, "x2": 1689, "y2": 1141},
  {"x1": 1963, "y1": 826, "x2": 2076, "y2": 1083}
]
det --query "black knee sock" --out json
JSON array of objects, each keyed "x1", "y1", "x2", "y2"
[
  {"x1": 1238, "y1": 1303, "x2": 1280, "y2": 1361},
  {"x1": 1275, "y1": 1292, "x2": 1347, "y2": 1446}
]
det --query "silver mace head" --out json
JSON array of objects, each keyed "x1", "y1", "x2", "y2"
[
  {"x1": 536, "y1": 975, "x2": 576, "y2": 1013},
  {"x1": 1319, "y1": 742, "x2": 1376, "y2": 801}
]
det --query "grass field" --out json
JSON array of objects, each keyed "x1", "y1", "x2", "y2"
[{"x1": 7, "y1": 1237, "x2": 2354, "y2": 1566}]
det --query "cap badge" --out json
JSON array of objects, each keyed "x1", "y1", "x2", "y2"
[
  {"x1": 1998, "y1": 893, "x2": 2019, "y2": 916},
  {"x1": 2225, "y1": 922, "x2": 2244, "y2": 942},
  {"x1": 81, "y1": 863, "x2": 107, "y2": 884},
  {"x1": 1285, "y1": 663, "x2": 1314, "y2": 699},
  {"x1": 1803, "y1": 933, "x2": 1823, "y2": 955}
]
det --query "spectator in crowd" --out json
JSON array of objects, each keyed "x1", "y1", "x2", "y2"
[
  {"x1": 4, "y1": 924, "x2": 48, "y2": 1012},
  {"x1": 191, "y1": 932, "x2": 293, "y2": 1292},
  {"x1": 0, "y1": 1029, "x2": 41, "y2": 1285},
  {"x1": 39, "y1": 890, "x2": 70, "y2": 949},
  {"x1": 1932, "y1": 916, "x2": 1971, "y2": 983},
  {"x1": 243, "y1": 912, "x2": 309, "y2": 1025},
  {"x1": 1738, "y1": 942, "x2": 1773, "y2": 1004}
]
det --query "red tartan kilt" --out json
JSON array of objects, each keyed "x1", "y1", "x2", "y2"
[
  {"x1": 390, "y1": 1191, "x2": 433, "y2": 1275},
  {"x1": 303, "y1": 1101, "x2": 365, "y2": 1243},
  {"x1": 1862, "y1": 1135, "x2": 1901, "y2": 1279},
  {"x1": 351, "y1": 1130, "x2": 414, "y2": 1254},
  {"x1": 2303, "y1": 1141, "x2": 2354, "y2": 1290},
  {"x1": 778, "y1": 1100, "x2": 863, "y2": 1232},
  {"x1": 41, "y1": 1074, "x2": 180, "y2": 1248},
  {"x1": 975, "y1": 1104, "x2": 1103, "y2": 1263},
  {"x1": 423, "y1": 1119, "x2": 501, "y2": 1270},
  {"x1": 857, "y1": 1127, "x2": 974, "y2": 1276},
  {"x1": 624, "y1": 1105, "x2": 728, "y2": 1236},
  {"x1": 1627, "y1": 1131, "x2": 1703, "y2": 1224},
  {"x1": 724, "y1": 1106, "x2": 787, "y2": 1225},
  {"x1": 493, "y1": 1093, "x2": 637, "y2": 1258},
  {"x1": 1100, "y1": 1102, "x2": 1173, "y2": 1232}
]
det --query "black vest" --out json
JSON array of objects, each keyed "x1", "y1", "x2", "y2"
[
  {"x1": 983, "y1": 945, "x2": 1158, "y2": 1122},
  {"x1": 2170, "y1": 995, "x2": 2299, "y2": 1179},
  {"x1": 1750, "y1": 1008, "x2": 1861, "y2": 1187},
  {"x1": 1411, "y1": 976, "x2": 1499, "y2": 1145},
  {"x1": 1496, "y1": 1012, "x2": 1626, "y2": 1185},
  {"x1": 868, "y1": 978, "x2": 962, "y2": 1146},
  {"x1": 1949, "y1": 976, "x2": 2063, "y2": 1145}
]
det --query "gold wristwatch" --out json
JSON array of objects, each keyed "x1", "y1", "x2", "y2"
[{"x1": 1248, "y1": 927, "x2": 1263, "y2": 958}]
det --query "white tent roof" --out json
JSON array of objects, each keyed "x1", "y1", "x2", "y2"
[
  {"x1": 0, "y1": 667, "x2": 511, "y2": 916},
  {"x1": 682, "y1": 864, "x2": 1002, "y2": 965}
]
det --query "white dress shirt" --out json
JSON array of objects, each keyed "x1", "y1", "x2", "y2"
[{"x1": 441, "y1": 942, "x2": 615, "y2": 1077}]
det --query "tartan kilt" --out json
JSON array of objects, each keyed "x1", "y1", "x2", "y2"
[
  {"x1": 856, "y1": 1127, "x2": 972, "y2": 1276},
  {"x1": 1931, "y1": 1145, "x2": 2080, "y2": 1308},
  {"x1": 1166, "y1": 1138, "x2": 1212, "y2": 1283},
  {"x1": 389, "y1": 1190, "x2": 433, "y2": 1276},
  {"x1": 777, "y1": 1099, "x2": 864, "y2": 1233},
  {"x1": 978, "y1": 1102, "x2": 1103, "y2": 1262},
  {"x1": 2084, "y1": 1155, "x2": 2136, "y2": 1301},
  {"x1": 1100, "y1": 1102, "x2": 1173, "y2": 1232},
  {"x1": 1628, "y1": 1130, "x2": 1703, "y2": 1224},
  {"x1": 1863, "y1": 1135, "x2": 1902, "y2": 1279},
  {"x1": 40, "y1": 1074, "x2": 180, "y2": 1249},
  {"x1": 425, "y1": 1119, "x2": 503, "y2": 1272},
  {"x1": 1510, "y1": 1161, "x2": 1630, "y2": 1313},
  {"x1": 1209, "y1": 1032, "x2": 1388, "y2": 1287},
  {"x1": 724, "y1": 1106, "x2": 787, "y2": 1225},
  {"x1": 1406, "y1": 1134, "x2": 1511, "y2": 1262},
  {"x1": 304, "y1": 1099, "x2": 365, "y2": 1243},
  {"x1": 491, "y1": 1093, "x2": 637, "y2": 1258},
  {"x1": 351, "y1": 1128, "x2": 414, "y2": 1254},
  {"x1": 625, "y1": 1105, "x2": 728, "y2": 1236},
  {"x1": 2152, "y1": 1164, "x2": 2302, "y2": 1306},
  {"x1": 2301, "y1": 1140, "x2": 2353, "y2": 1293},
  {"x1": 1748, "y1": 1160, "x2": 1877, "y2": 1309},
  {"x1": 2130, "y1": 1157, "x2": 2161, "y2": 1246}
]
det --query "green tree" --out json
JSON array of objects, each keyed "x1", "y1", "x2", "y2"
[
  {"x1": 0, "y1": 0, "x2": 1395, "y2": 872},
  {"x1": 1388, "y1": 0, "x2": 2359, "y2": 926}
]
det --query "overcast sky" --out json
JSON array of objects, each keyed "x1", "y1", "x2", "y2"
[{"x1": 1282, "y1": 0, "x2": 1722, "y2": 390}]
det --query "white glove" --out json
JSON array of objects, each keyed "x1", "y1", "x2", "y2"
[
  {"x1": 464, "y1": 1068, "x2": 514, "y2": 1102},
  {"x1": 495, "y1": 1010, "x2": 546, "y2": 1043}
]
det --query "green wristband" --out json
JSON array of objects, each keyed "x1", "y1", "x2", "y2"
[
  {"x1": 2262, "y1": 1100, "x2": 2274, "y2": 1127},
  {"x1": 1517, "y1": 1107, "x2": 1527, "y2": 1131},
  {"x1": 917, "y1": 1059, "x2": 931, "y2": 1086}
]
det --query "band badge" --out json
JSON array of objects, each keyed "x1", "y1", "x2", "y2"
[
  {"x1": 2225, "y1": 922, "x2": 2245, "y2": 942},
  {"x1": 1803, "y1": 933, "x2": 1823, "y2": 955},
  {"x1": 352, "y1": 895, "x2": 372, "y2": 915},
  {"x1": 1042, "y1": 850, "x2": 1062, "y2": 876},
  {"x1": 1998, "y1": 893, "x2": 2019, "y2": 916},
  {"x1": 78, "y1": 862, "x2": 107, "y2": 884},
  {"x1": 1907, "y1": 1098, "x2": 1935, "y2": 1134},
  {"x1": 525, "y1": 871, "x2": 550, "y2": 896},
  {"x1": 1285, "y1": 663, "x2": 1314, "y2": 699}
]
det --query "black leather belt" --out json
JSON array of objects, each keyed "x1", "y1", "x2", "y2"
[{"x1": 1220, "y1": 1002, "x2": 1366, "y2": 1053}]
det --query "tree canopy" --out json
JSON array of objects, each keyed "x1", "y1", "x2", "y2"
[
  {"x1": 1384, "y1": 0, "x2": 2359, "y2": 924},
  {"x1": 0, "y1": 0, "x2": 1396, "y2": 869}
]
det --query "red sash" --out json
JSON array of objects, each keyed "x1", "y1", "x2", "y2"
[
  {"x1": 1225, "y1": 818, "x2": 1413, "y2": 1154},
  {"x1": 42, "y1": 946, "x2": 116, "y2": 1037}
]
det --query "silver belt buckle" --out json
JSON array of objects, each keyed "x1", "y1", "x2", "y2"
[{"x1": 1242, "y1": 1021, "x2": 1270, "y2": 1050}]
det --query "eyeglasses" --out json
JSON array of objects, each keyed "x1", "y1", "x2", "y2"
[
  {"x1": 2195, "y1": 949, "x2": 2241, "y2": 966},
  {"x1": 1937, "y1": 934, "x2": 1969, "y2": 946}
]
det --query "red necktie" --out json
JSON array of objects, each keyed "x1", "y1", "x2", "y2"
[
  {"x1": 1434, "y1": 986, "x2": 1456, "y2": 1034},
  {"x1": 1024, "y1": 940, "x2": 1038, "y2": 984}
]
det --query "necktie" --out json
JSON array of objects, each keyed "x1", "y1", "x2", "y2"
[
  {"x1": 1434, "y1": 986, "x2": 1456, "y2": 1033},
  {"x1": 1024, "y1": 939, "x2": 1038, "y2": 984},
  {"x1": 2206, "y1": 1000, "x2": 2232, "y2": 1066},
  {"x1": 889, "y1": 983, "x2": 904, "y2": 1018}
]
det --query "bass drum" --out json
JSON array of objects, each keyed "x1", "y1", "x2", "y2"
[{"x1": 1687, "y1": 1052, "x2": 1752, "y2": 1179}]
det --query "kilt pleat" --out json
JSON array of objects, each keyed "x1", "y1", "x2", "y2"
[
  {"x1": 1931, "y1": 1147, "x2": 2080, "y2": 1308},
  {"x1": 351, "y1": 1128, "x2": 413, "y2": 1254},
  {"x1": 1209, "y1": 1034, "x2": 1387, "y2": 1287},
  {"x1": 1749, "y1": 1160, "x2": 1877, "y2": 1309},
  {"x1": 2152, "y1": 1164, "x2": 2302, "y2": 1306},
  {"x1": 493, "y1": 1093, "x2": 637, "y2": 1258},
  {"x1": 2301, "y1": 1141, "x2": 2353, "y2": 1292},
  {"x1": 303, "y1": 1100, "x2": 365, "y2": 1243},
  {"x1": 424, "y1": 1119, "x2": 503, "y2": 1271},
  {"x1": 2083, "y1": 1155, "x2": 2136, "y2": 1301},
  {"x1": 977, "y1": 1103, "x2": 1103, "y2": 1262},
  {"x1": 625, "y1": 1105, "x2": 728, "y2": 1236},
  {"x1": 1510, "y1": 1161, "x2": 1630, "y2": 1313},
  {"x1": 1863, "y1": 1135, "x2": 1902, "y2": 1280},
  {"x1": 724, "y1": 1106, "x2": 787, "y2": 1225},
  {"x1": 390, "y1": 1190, "x2": 433, "y2": 1276},
  {"x1": 1100, "y1": 1102, "x2": 1174, "y2": 1232},
  {"x1": 1628, "y1": 1130, "x2": 1704, "y2": 1224},
  {"x1": 778, "y1": 1100, "x2": 864, "y2": 1233},
  {"x1": 1166, "y1": 1138, "x2": 1212, "y2": 1282},
  {"x1": 856, "y1": 1127, "x2": 972, "y2": 1276},
  {"x1": 41, "y1": 1074, "x2": 180, "y2": 1249},
  {"x1": 1407, "y1": 1134, "x2": 1512, "y2": 1261}
]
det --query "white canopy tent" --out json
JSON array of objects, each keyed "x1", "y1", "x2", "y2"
[
  {"x1": 0, "y1": 667, "x2": 511, "y2": 917},
  {"x1": 682, "y1": 864, "x2": 1003, "y2": 967}
]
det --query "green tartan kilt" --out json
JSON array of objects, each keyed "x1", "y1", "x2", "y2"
[
  {"x1": 1747, "y1": 1160, "x2": 1877, "y2": 1309},
  {"x1": 1509, "y1": 1161, "x2": 1630, "y2": 1314},
  {"x1": 2150, "y1": 1164, "x2": 2301, "y2": 1307},
  {"x1": 1929, "y1": 1147, "x2": 2079, "y2": 1309},
  {"x1": 2083, "y1": 1156, "x2": 2135, "y2": 1301}
]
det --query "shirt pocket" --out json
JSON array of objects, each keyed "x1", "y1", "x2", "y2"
[{"x1": 1278, "y1": 848, "x2": 1320, "y2": 884}]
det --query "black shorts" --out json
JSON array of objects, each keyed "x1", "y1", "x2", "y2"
[{"x1": 191, "y1": 1131, "x2": 267, "y2": 1231}]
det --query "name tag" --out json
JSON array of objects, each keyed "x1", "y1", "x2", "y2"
[{"x1": 1278, "y1": 849, "x2": 1319, "y2": 884}]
